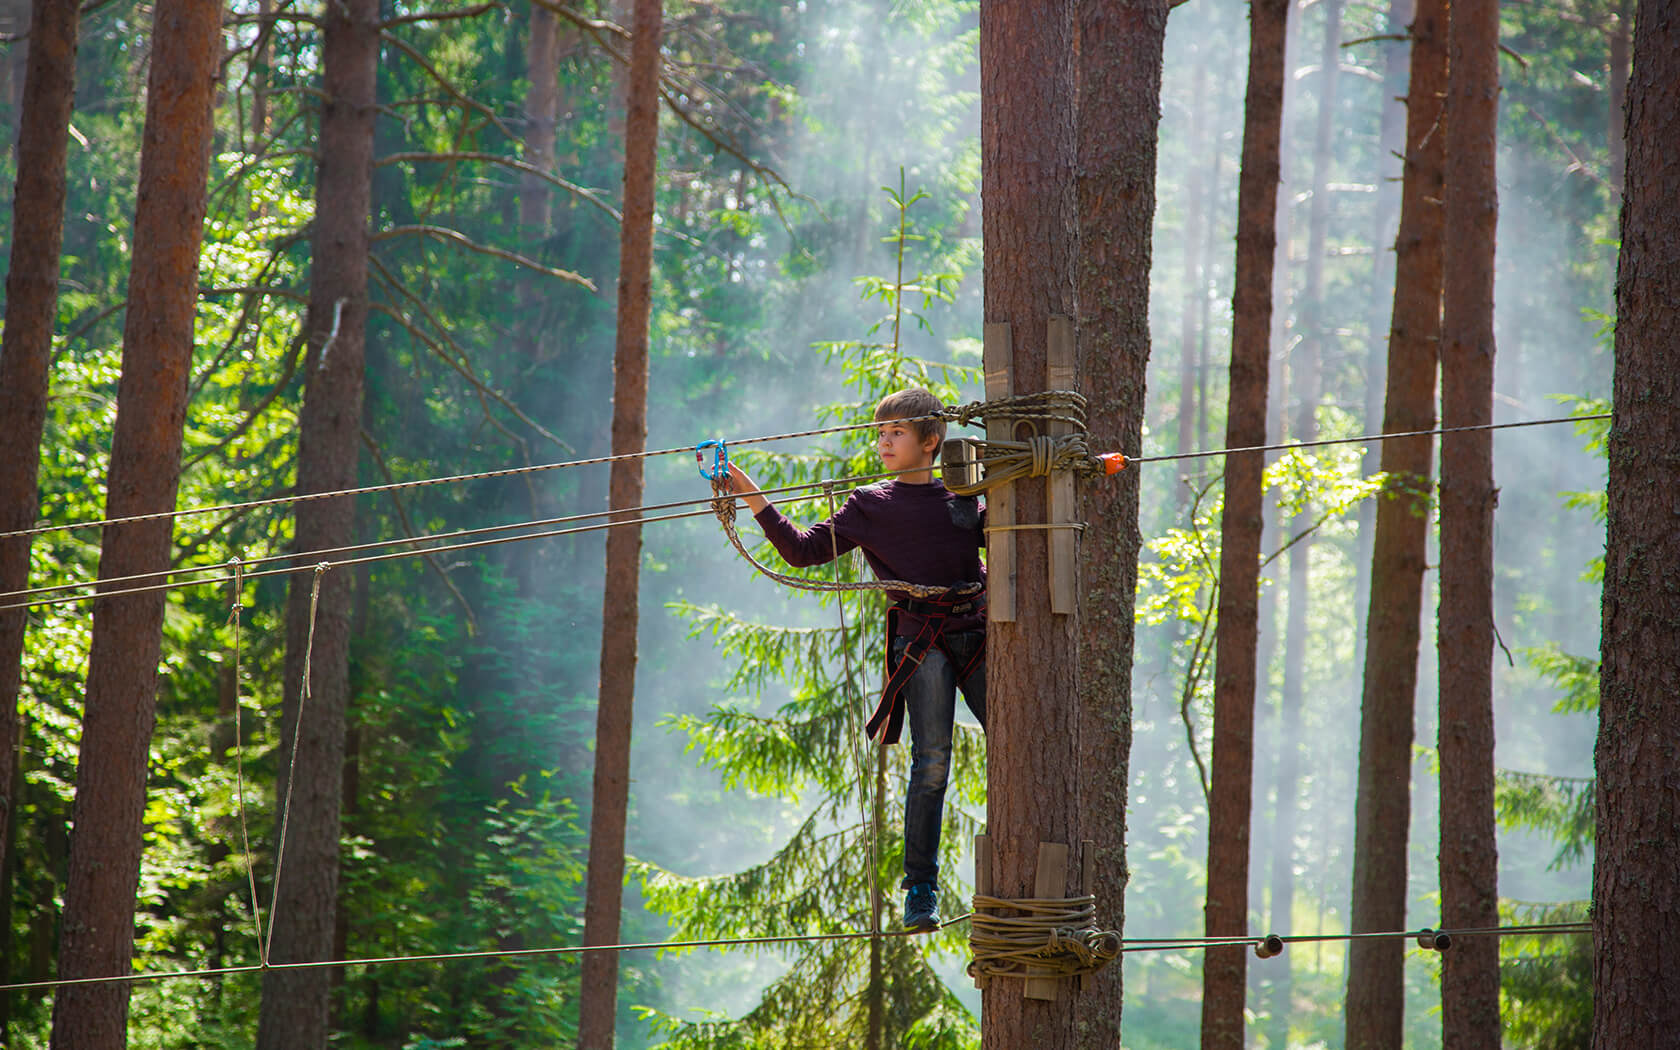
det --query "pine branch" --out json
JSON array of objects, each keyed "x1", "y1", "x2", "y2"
[{"x1": 372, "y1": 223, "x2": 596, "y2": 288}]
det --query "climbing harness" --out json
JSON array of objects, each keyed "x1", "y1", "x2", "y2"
[{"x1": 867, "y1": 589, "x2": 987, "y2": 745}]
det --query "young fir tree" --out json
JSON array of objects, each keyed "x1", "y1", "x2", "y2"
[{"x1": 637, "y1": 183, "x2": 982, "y2": 1050}]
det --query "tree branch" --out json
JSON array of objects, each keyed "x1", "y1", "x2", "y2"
[
  {"x1": 382, "y1": 1, "x2": 499, "y2": 27},
  {"x1": 373, "y1": 224, "x2": 597, "y2": 289},
  {"x1": 361, "y1": 428, "x2": 479, "y2": 634}
]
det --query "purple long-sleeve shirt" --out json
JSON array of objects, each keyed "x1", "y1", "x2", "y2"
[{"x1": 752, "y1": 479, "x2": 986, "y2": 637}]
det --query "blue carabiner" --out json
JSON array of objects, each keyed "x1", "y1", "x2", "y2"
[{"x1": 696, "y1": 439, "x2": 729, "y2": 481}]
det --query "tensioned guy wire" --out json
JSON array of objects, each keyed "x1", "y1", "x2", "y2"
[
  {"x1": 0, "y1": 407, "x2": 1609, "y2": 545},
  {"x1": 0, "y1": 467, "x2": 932, "y2": 611},
  {"x1": 0, "y1": 411, "x2": 1610, "y2": 611},
  {"x1": 0, "y1": 920, "x2": 1590, "y2": 995}
]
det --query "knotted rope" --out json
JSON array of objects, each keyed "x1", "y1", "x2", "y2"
[{"x1": 967, "y1": 892, "x2": 1122, "y2": 983}]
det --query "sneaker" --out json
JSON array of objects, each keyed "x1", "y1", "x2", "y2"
[{"x1": 903, "y1": 882, "x2": 938, "y2": 932}]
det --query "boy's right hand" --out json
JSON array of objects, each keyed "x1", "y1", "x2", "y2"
[{"x1": 721, "y1": 464, "x2": 770, "y2": 515}]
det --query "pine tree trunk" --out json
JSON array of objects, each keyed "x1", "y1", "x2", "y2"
[
  {"x1": 1436, "y1": 0, "x2": 1501, "y2": 1043},
  {"x1": 1200, "y1": 0, "x2": 1288, "y2": 1045},
  {"x1": 1351, "y1": 0, "x2": 1413, "y2": 671},
  {"x1": 1605, "y1": 0, "x2": 1629, "y2": 194},
  {"x1": 978, "y1": 0, "x2": 1081, "y2": 1044},
  {"x1": 45, "y1": 0, "x2": 220, "y2": 1041},
  {"x1": 1264, "y1": 6, "x2": 1338, "y2": 1042},
  {"x1": 577, "y1": 2, "x2": 660, "y2": 1046},
  {"x1": 1074, "y1": 0, "x2": 1165, "y2": 1043},
  {"x1": 1176, "y1": 46, "x2": 1208, "y2": 466},
  {"x1": 1593, "y1": 0, "x2": 1680, "y2": 1040},
  {"x1": 1344, "y1": 0, "x2": 1445, "y2": 1042},
  {"x1": 255, "y1": 0, "x2": 378, "y2": 1042},
  {"x1": 0, "y1": 0, "x2": 80, "y2": 895}
]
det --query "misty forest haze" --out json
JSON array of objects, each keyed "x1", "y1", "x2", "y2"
[{"x1": 0, "y1": 0, "x2": 1665, "y2": 1045}]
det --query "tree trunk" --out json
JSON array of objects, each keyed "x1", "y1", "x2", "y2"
[
  {"x1": 1593, "y1": 0, "x2": 1680, "y2": 1041},
  {"x1": 1351, "y1": 0, "x2": 1413, "y2": 671},
  {"x1": 576, "y1": 2, "x2": 660, "y2": 1046},
  {"x1": 254, "y1": 0, "x2": 378, "y2": 1042},
  {"x1": 0, "y1": 0, "x2": 80, "y2": 895},
  {"x1": 1436, "y1": 0, "x2": 1501, "y2": 1043},
  {"x1": 1201, "y1": 3, "x2": 1289, "y2": 1048},
  {"x1": 1263, "y1": 5, "x2": 1338, "y2": 1043},
  {"x1": 1343, "y1": 0, "x2": 1445, "y2": 1042},
  {"x1": 978, "y1": 0, "x2": 1081, "y2": 1045},
  {"x1": 45, "y1": 0, "x2": 220, "y2": 1041},
  {"x1": 1074, "y1": 0, "x2": 1165, "y2": 1043},
  {"x1": 1606, "y1": 0, "x2": 1630, "y2": 194},
  {"x1": 1176, "y1": 45, "x2": 1208, "y2": 466}
]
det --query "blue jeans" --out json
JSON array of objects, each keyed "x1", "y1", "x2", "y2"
[{"x1": 892, "y1": 629, "x2": 987, "y2": 888}]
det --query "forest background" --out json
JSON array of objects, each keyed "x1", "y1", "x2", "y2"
[{"x1": 0, "y1": 0, "x2": 1619, "y2": 1045}]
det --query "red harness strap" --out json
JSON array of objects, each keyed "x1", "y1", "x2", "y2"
[{"x1": 865, "y1": 588, "x2": 986, "y2": 744}]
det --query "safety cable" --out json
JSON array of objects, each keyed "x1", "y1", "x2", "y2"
[
  {"x1": 0, "y1": 412, "x2": 962, "y2": 544},
  {"x1": 0, "y1": 405, "x2": 1608, "y2": 545},
  {"x1": 0, "y1": 919, "x2": 1590, "y2": 995},
  {"x1": 0, "y1": 467, "x2": 930, "y2": 611}
]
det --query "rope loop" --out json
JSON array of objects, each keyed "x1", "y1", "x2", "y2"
[
  {"x1": 967, "y1": 892, "x2": 1121, "y2": 984},
  {"x1": 708, "y1": 479, "x2": 976, "y2": 600}
]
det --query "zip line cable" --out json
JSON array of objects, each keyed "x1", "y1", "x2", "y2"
[
  {"x1": 0, "y1": 466, "x2": 925, "y2": 610},
  {"x1": 0, "y1": 410, "x2": 1610, "y2": 612},
  {"x1": 0, "y1": 920, "x2": 1590, "y2": 995},
  {"x1": 0, "y1": 405, "x2": 1608, "y2": 546},
  {"x1": 0, "y1": 412, "x2": 964, "y2": 544}
]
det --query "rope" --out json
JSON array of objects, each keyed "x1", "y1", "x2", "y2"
[
  {"x1": 226, "y1": 558, "x2": 267, "y2": 962},
  {"x1": 0, "y1": 409, "x2": 1610, "y2": 611},
  {"x1": 0, "y1": 919, "x2": 1590, "y2": 995},
  {"x1": 945, "y1": 432, "x2": 1106, "y2": 496},
  {"x1": 707, "y1": 480, "x2": 979, "y2": 601},
  {"x1": 265, "y1": 562, "x2": 327, "y2": 962},
  {"x1": 1128, "y1": 411, "x2": 1610, "y2": 466},
  {"x1": 0, "y1": 468, "x2": 936, "y2": 611},
  {"x1": 966, "y1": 892, "x2": 1122, "y2": 983},
  {"x1": 824, "y1": 481, "x2": 880, "y2": 938},
  {"x1": 0, "y1": 410, "x2": 976, "y2": 544}
]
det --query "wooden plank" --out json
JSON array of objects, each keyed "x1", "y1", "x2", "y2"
[
  {"x1": 1078, "y1": 839, "x2": 1096, "y2": 991},
  {"x1": 941, "y1": 437, "x2": 984, "y2": 492},
  {"x1": 974, "y1": 833, "x2": 992, "y2": 988},
  {"x1": 983, "y1": 323, "x2": 1016, "y2": 622},
  {"x1": 1046, "y1": 314, "x2": 1077, "y2": 614},
  {"x1": 1024, "y1": 841, "x2": 1070, "y2": 1001}
]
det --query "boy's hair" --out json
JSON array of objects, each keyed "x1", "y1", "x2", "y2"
[{"x1": 874, "y1": 389, "x2": 947, "y2": 455}]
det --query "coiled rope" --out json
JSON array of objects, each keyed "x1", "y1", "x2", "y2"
[{"x1": 967, "y1": 893, "x2": 1122, "y2": 983}]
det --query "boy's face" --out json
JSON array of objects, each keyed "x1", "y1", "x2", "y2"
[{"x1": 876, "y1": 419, "x2": 940, "y2": 473}]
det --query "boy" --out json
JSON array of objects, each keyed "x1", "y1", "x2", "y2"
[{"x1": 721, "y1": 388, "x2": 986, "y2": 932}]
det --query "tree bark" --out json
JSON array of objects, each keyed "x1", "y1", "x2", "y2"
[
  {"x1": 577, "y1": 1, "x2": 660, "y2": 1046},
  {"x1": 1074, "y1": 0, "x2": 1165, "y2": 1043},
  {"x1": 1605, "y1": 0, "x2": 1629, "y2": 194},
  {"x1": 0, "y1": 0, "x2": 80, "y2": 895},
  {"x1": 44, "y1": 0, "x2": 220, "y2": 1041},
  {"x1": 978, "y1": 0, "x2": 1081, "y2": 1045},
  {"x1": 1436, "y1": 0, "x2": 1501, "y2": 1044},
  {"x1": 1200, "y1": 1, "x2": 1288, "y2": 1047},
  {"x1": 1344, "y1": 0, "x2": 1445, "y2": 1043},
  {"x1": 254, "y1": 0, "x2": 378, "y2": 1042},
  {"x1": 1351, "y1": 0, "x2": 1413, "y2": 670},
  {"x1": 1593, "y1": 0, "x2": 1680, "y2": 1041},
  {"x1": 1263, "y1": 5, "x2": 1338, "y2": 1043},
  {"x1": 1176, "y1": 46, "x2": 1208, "y2": 466}
]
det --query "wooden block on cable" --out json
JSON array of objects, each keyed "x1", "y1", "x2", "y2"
[
  {"x1": 983, "y1": 323, "x2": 1015, "y2": 622},
  {"x1": 1046, "y1": 315, "x2": 1077, "y2": 615},
  {"x1": 973, "y1": 833, "x2": 992, "y2": 989},
  {"x1": 1024, "y1": 841, "x2": 1070, "y2": 1001}
]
